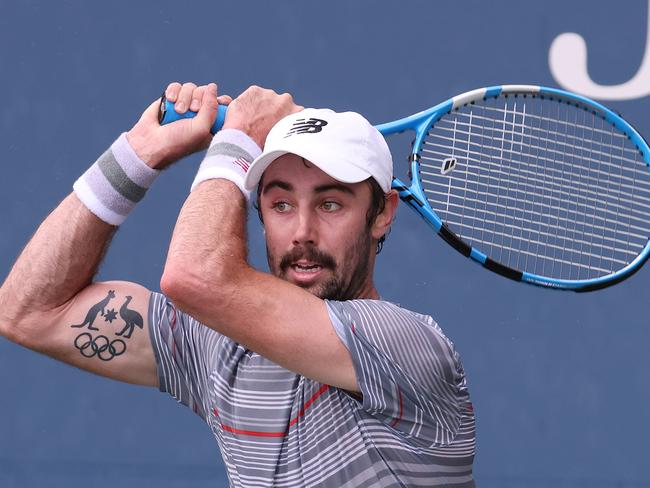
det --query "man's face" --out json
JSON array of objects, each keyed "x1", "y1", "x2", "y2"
[{"x1": 259, "y1": 154, "x2": 377, "y2": 301}]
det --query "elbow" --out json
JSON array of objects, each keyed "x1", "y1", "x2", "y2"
[
  {"x1": 160, "y1": 269, "x2": 199, "y2": 317},
  {"x1": 0, "y1": 289, "x2": 18, "y2": 344},
  {"x1": 0, "y1": 307, "x2": 33, "y2": 347},
  {"x1": 0, "y1": 315, "x2": 11, "y2": 342},
  {"x1": 0, "y1": 288, "x2": 48, "y2": 348},
  {"x1": 1, "y1": 319, "x2": 29, "y2": 347},
  {"x1": 160, "y1": 265, "x2": 193, "y2": 307},
  {"x1": 160, "y1": 263, "x2": 225, "y2": 311},
  {"x1": 160, "y1": 260, "x2": 248, "y2": 314}
]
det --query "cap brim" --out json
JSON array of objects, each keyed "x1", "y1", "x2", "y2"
[{"x1": 244, "y1": 146, "x2": 373, "y2": 191}]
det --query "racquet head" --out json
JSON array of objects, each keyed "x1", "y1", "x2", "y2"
[{"x1": 379, "y1": 85, "x2": 650, "y2": 291}]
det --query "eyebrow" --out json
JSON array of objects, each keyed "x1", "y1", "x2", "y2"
[
  {"x1": 314, "y1": 183, "x2": 356, "y2": 195},
  {"x1": 261, "y1": 180, "x2": 356, "y2": 196},
  {"x1": 261, "y1": 180, "x2": 293, "y2": 195}
]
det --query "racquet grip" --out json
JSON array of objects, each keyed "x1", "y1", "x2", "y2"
[{"x1": 158, "y1": 96, "x2": 228, "y2": 134}]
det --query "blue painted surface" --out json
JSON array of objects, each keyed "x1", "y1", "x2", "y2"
[
  {"x1": 485, "y1": 86, "x2": 504, "y2": 99},
  {"x1": 1, "y1": 1, "x2": 649, "y2": 487}
]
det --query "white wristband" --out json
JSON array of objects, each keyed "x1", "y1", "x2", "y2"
[
  {"x1": 191, "y1": 129, "x2": 262, "y2": 201},
  {"x1": 73, "y1": 133, "x2": 160, "y2": 226}
]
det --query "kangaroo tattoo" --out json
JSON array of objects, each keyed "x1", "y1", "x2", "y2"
[
  {"x1": 70, "y1": 290, "x2": 116, "y2": 331},
  {"x1": 115, "y1": 296, "x2": 144, "y2": 339}
]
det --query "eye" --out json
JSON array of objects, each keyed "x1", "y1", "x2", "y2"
[
  {"x1": 273, "y1": 201, "x2": 292, "y2": 213},
  {"x1": 321, "y1": 201, "x2": 342, "y2": 212}
]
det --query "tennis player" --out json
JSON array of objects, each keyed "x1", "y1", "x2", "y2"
[{"x1": 0, "y1": 82, "x2": 475, "y2": 487}]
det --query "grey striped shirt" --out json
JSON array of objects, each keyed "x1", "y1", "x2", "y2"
[{"x1": 148, "y1": 292, "x2": 475, "y2": 487}]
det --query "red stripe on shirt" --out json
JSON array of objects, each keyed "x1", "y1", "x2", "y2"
[
  {"x1": 214, "y1": 384, "x2": 331, "y2": 437},
  {"x1": 390, "y1": 388, "x2": 404, "y2": 428},
  {"x1": 170, "y1": 307, "x2": 177, "y2": 360}
]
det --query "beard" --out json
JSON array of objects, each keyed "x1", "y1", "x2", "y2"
[{"x1": 267, "y1": 231, "x2": 374, "y2": 301}]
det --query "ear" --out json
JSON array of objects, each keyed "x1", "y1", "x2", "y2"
[{"x1": 371, "y1": 190, "x2": 398, "y2": 240}]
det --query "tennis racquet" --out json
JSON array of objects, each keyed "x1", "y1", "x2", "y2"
[{"x1": 159, "y1": 85, "x2": 650, "y2": 292}]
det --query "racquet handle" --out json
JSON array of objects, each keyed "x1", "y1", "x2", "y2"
[{"x1": 158, "y1": 96, "x2": 228, "y2": 134}]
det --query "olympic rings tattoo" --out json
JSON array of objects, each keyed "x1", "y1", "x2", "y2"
[{"x1": 74, "y1": 333, "x2": 126, "y2": 361}]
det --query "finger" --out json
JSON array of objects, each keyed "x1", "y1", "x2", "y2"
[
  {"x1": 190, "y1": 85, "x2": 207, "y2": 112},
  {"x1": 165, "y1": 82, "x2": 182, "y2": 102},
  {"x1": 217, "y1": 94, "x2": 233, "y2": 106},
  {"x1": 175, "y1": 82, "x2": 198, "y2": 114},
  {"x1": 195, "y1": 83, "x2": 219, "y2": 131}
]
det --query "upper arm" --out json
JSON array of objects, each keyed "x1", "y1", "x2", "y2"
[
  {"x1": 7, "y1": 280, "x2": 158, "y2": 386},
  {"x1": 162, "y1": 269, "x2": 358, "y2": 392}
]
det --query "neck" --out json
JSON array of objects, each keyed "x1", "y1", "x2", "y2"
[
  {"x1": 358, "y1": 284, "x2": 380, "y2": 300},
  {"x1": 348, "y1": 264, "x2": 380, "y2": 300},
  {"x1": 356, "y1": 250, "x2": 379, "y2": 299}
]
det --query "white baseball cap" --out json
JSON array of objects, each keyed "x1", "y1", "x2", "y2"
[{"x1": 243, "y1": 108, "x2": 393, "y2": 192}]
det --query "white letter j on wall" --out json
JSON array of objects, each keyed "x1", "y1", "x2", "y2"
[{"x1": 549, "y1": 1, "x2": 650, "y2": 100}]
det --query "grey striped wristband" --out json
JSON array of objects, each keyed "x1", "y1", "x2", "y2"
[
  {"x1": 191, "y1": 129, "x2": 262, "y2": 201},
  {"x1": 73, "y1": 133, "x2": 160, "y2": 226}
]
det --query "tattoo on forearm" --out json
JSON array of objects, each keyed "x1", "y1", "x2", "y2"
[{"x1": 70, "y1": 291, "x2": 144, "y2": 362}]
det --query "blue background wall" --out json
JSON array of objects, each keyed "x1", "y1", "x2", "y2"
[{"x1": 1, "y1": 1, "x2": 649, "y2": 486}]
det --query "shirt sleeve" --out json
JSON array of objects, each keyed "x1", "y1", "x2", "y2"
[
  {"x1": 148, "y1": 292, "x2": 224, "y2": 420},
  {"x1": 325, "y1": 299, "x2": 469, "y2": 447}
]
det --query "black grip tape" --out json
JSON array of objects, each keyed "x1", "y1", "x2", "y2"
[
  {"x1": 484, "y1": 258, "x2": 523, "y2": 282},
  {"x1": 439, "y1": 224, "x2": 472, "y2": 257}
]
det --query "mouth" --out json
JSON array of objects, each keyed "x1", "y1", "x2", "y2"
[
  {"x1": 287, "y1": 261, "x2": 327, "y2": 285},
  {"x1": 291, "y1": 261, "x2": 323, "y2": 273},
  {"x1": 278, "y1": 246, "x2": 337, "y2": 288}
]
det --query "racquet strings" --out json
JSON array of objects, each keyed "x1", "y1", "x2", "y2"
[{"x1": 419, "y1": 94, "x2": 650, "y2": 280}]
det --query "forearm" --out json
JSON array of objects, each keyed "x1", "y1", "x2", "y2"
[
  {"x1": 161, "y1": 125, "x2": 264, "y2": 311},
  {"x1": 0, "y1": 82, "x2": 221, "y2": 338},
  {"x1": 0, "y1": 194, "x2": 115, "y2": 334},
  {"x1": 0, "y1": 131, "x2": 158, "y2": 335},
  {"x1": 161, "y1": 84, "x2": 302, "y2": 329}
]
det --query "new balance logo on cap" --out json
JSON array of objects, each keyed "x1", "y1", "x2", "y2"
[{"x1": 285, "y1": 118, "x2": 328, "y2": 138}]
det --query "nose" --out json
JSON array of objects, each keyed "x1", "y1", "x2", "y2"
[{"x1": 292, "y1": 208, "x2": 318, "y2": 246}]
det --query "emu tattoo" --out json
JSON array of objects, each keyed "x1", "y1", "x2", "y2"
[{"x1": 70, "y1": 291, "x2": 143, "y2": 361}]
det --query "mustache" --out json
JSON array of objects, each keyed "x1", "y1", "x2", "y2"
[{"x1": 279, "y1": 245, "x2": 337, "y2": 272}]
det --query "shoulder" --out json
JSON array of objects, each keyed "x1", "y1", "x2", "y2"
[
  {"x1": 326, "y1": 298, "x2": 463, "y2": 377},
  {"x1": 326, "y1": 299, "x2": 472, "y2": 445},
  {"x1": 326, "y1": 299, "x2": 446, "y2": 343}
]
